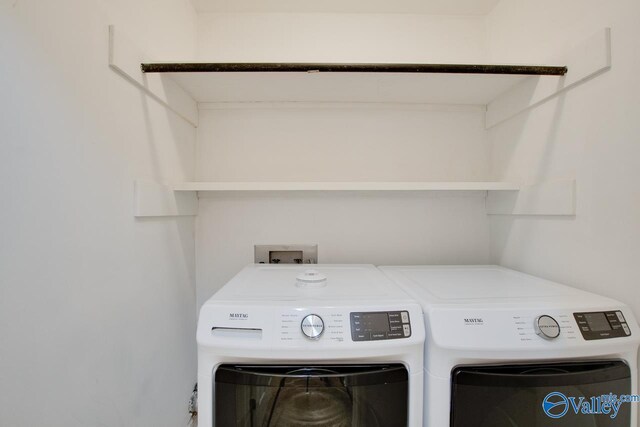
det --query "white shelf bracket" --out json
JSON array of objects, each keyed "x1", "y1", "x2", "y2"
[
  {"x1": 486, "y1": 179, "x2": 576, "y2": 216},
  {"x1": 134, "y1": 181, "x2": 198, "y2": 218},
  {"x1": 108, "y1": 25, "x2": 198, "y2": 127},
  {"x1": 486, "y1": 28, "x2": 611, "y2": 129}
]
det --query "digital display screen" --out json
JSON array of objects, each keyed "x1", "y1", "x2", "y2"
[
  {"x1": 361, "y1": 313, "x2": 390, "y2": 332},
  {"x1": 584, "y1": 312, "x2": 612, "y2": 332}
]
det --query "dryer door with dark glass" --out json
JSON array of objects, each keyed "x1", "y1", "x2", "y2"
[
  {"x1": 214, "y1": 364, "x2": 408, "y2": 427},
  {"x1": 451, "y1": 360, "x2": 631, "y2": 427}
]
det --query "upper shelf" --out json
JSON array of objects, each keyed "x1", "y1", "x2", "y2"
[{"x1": 140, "y1": 62, "x2": 567, "y2": 105}]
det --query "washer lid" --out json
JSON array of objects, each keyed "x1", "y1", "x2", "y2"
[{"x1": 210, "y1": 264, "x2": 407, "y2": 302}]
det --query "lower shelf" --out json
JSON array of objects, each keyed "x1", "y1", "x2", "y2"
[
  {"x1": 133, "y1": 180, "x2": 575, "y2": 217},
  {"x1": 173, "y1": 181, "x2": 520, "y2": 192}
]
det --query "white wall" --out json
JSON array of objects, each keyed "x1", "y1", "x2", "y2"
[
  {"x1": 196, "y1": 192, "x2": 490, "y2": 307},
  {"x1": 193, "y1": 13, "x2": 493, "y2": 304},
  {"x1": 196, "y1": 105, "x2": 488, "y2": 182},
  {"x1": 194, "y1": 104, "x2": 491, "y2": 305},
  {"x1": 194, "y1": 105, "x2": 491, "y2": 305},
  {"x1": 0, "y1": 1, "x2": 198, "y2": 426},
  {"x1": 486, "y1": 0, "x2": 640, "y2": 404},
  {"x1": 197, "y1": 12, "x2": 487, "y2": 63}
]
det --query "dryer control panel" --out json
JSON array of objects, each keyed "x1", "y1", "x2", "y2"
[
  {"x1": 425, "y1": 306, "x2": 636, "y2": 351},
  {"x1": 574, "y1": 311, "x2": 632, "y2": 340},
  {"x1": 350, "y1": 311, "x2": 412, "y2": 341}
]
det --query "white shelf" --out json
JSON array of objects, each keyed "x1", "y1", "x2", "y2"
[
  {"x1": 135, "y1": 180, "x2": 576, "y2": 217},
  {"x1": 110, "y1": 25, "x2": 608, "y2": 127},
  {"x1": 161, "y1": 71, "x2": 551, "y2": 105},
  {"x1": 140, "y1": 63, "x2": 566, "y2": 105},
  {"x1": 173, "y1": 181, "x2": 521, "y2": 192}
]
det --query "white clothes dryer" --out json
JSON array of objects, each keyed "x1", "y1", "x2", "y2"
[
  {"x1": 380, "y1": 265, "x2": 640, "y2": 427},
  {"x1": 198, "y1": 264, "x2": 425, "y2": 427}
]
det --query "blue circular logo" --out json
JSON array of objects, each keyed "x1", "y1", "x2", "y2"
[{"x1": 543, "y1": 392, "x2": 569, "y2": 418}]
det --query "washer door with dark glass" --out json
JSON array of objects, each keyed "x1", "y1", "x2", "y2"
[
  {"x1": 451, "y1": 361, "x2": 631, "y2": 427},
  {"x1": 215, "y1": 364, "x2": 408, "y2": 427}
]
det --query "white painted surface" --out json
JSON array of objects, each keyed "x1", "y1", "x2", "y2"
[
  {"x1": 0, "y1": 1, "x2": 197, "y2": 426},
  {"x1": 192, "y1": 0, "x2": 499, "y2": 15},
  {"x1": 487, "y1": 0, "x2": 640, "y2": 311},
  {"x1": 175, "y1": 181, "x2": 520, "y2": 192},
  {"x1": 168, "y1": 71, "x2": 531, "y2": 105},
  {"x1": 109, "y1": 26, "x2": 198, "y2": 126},
  {"x1": 195, "y1": 192, "x2": 491, "y2": 308},
  {"x1": 486, "y1": 0, "x2": 640, "y2": 406},
  {"x1": 486, "y1": 180, "x2": 576, "y2": 216},
  {"x1": 197, "y1": 13, "x2": 488, "y2": 63},
  {"x1": 196, "y1": 106, "x2": 489, "y2": 182},
  {"x1": 486, "y1": 28, "x2": 611, "y2": 128},
  {"x1": 134, "y1": 181, "x2": 198, "y2": 217}
]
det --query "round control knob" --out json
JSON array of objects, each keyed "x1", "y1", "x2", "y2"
[
  {"x1": 301, "y1": 314, "x2": 324, "y2": 340},
  {"x1": 534, "y1": 315, "x2": 561, "y2": 339}
]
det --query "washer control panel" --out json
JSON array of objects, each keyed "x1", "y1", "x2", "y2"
[
  {"x1": 350, "y1": 311, "x2": 411, "y2": 341},
  {"x1": 511, "y1": 313, "x2": 577, "y2": 342},
  {"x1": 574, "y1": 311, "x2": 632, "y2": 340},
  {"x1": 280, "y1": 311, "x2": 346, "y2": 343}
]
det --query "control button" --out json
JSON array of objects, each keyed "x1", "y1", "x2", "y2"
[
  {"x1": 371, "y1": 332, "x2": 387, "y2": 340},
  {"x1": 622, "y1": 323, "x2": 631, "y2": 336},
  {"x1": 401, "y1": 312, "x2": 410, "y2": 323},
  {"x1": 354, "y1": 332, "x2": 369, "y2": 341},
  {"x1": 301, "y1": 314, "x2": 324, "y2": 340},
  {"x1": 403, "y1": 324, "x2": 411, "y2": 337},
  {"x1": 534, "y1": 315, "x2": 561, "y2": 339},
  {"x1": 616, "y1": 311, "x2": 626, "y2": 322},
  {"x1": 387, "y1": 332, "x2": 403, "y2": 338}
]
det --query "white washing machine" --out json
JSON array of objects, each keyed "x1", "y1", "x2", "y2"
[
  {"x1": 197, "y1": 264, "x2": 425, "y2": 427},
  {"x1": 380, "y1": 265, "x2": 640, "y2": 427}
]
